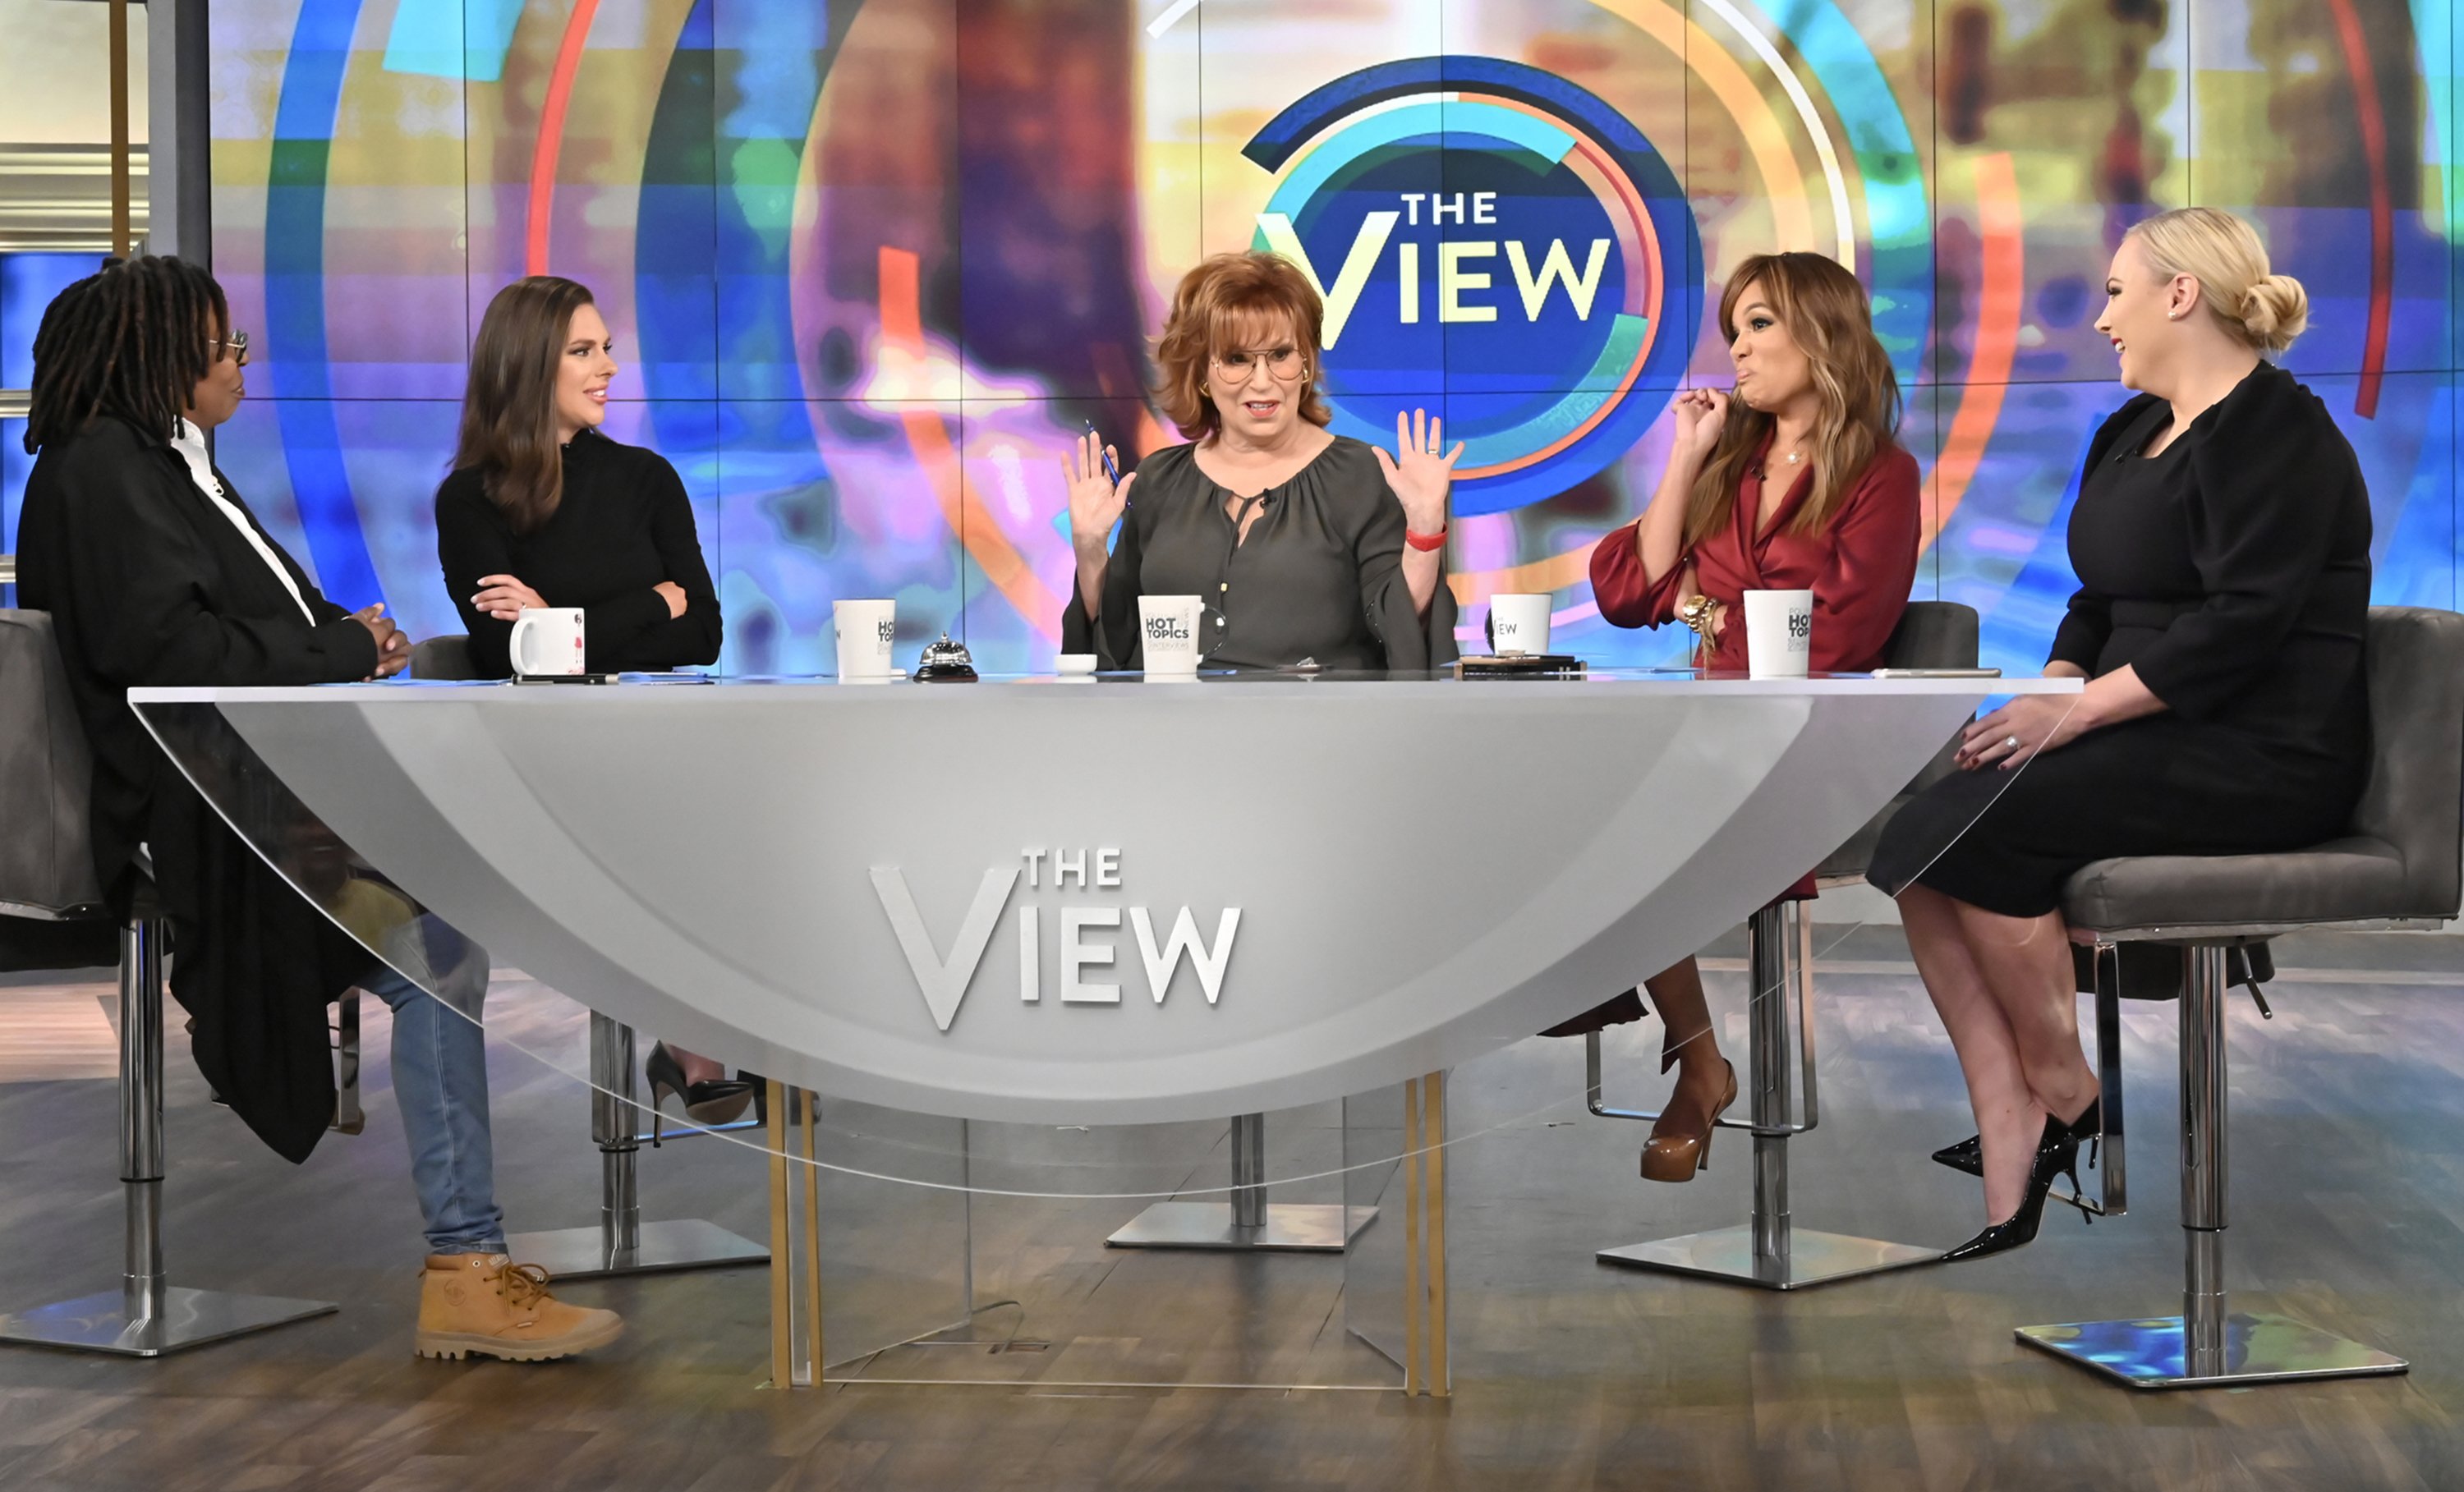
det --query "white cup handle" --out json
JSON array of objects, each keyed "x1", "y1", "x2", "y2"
[{"x1": 511, "y1": 613, "x2": 536, "y2": 674}]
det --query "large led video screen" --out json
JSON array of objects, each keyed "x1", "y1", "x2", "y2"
[{"x1": 184, "y1": 0, "x2": 2460, "y2": 676}]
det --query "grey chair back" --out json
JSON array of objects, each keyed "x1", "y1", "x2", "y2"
[
  {"x1": 2350, "y1": 606, "x2": 2464, "y2": 918},
  {"x1": 1885, "y1": 600, "x2": 1980, "y2": 796},
  {"x1": 410, "y1": 633, "x2": 480, "y2": 682},
  {"x1": 0, "y1": 610, "x2": 107, "y2": 920}
]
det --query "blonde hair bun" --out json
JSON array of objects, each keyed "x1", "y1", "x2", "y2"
[
  {"x1": 2126, "y1": 207, "x2": 2306, "y2": 355},
  {"x1": 2241, "y1": 273, "x2": 2309, "y2": 354}
]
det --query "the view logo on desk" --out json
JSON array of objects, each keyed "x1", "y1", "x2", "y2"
[
  {"x1": 1244, "y1": 57, "x2": 1702, "y2": 517},
  {"x1": 870, "y1": 848, "x2": 1242, "y2": 1033}
]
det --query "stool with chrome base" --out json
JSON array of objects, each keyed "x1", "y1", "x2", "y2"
[
  {"x1": 2016, "y1": 605, "x2": 2464, "y2": 1389},
  {"x1": 1595, "y1": 601, "x2": 1979, "y2": 1288},
  {"x1": 411, "y1": 634, "x2": 770, "y2": 1279},
  {"x1": 0, "y1": 610, "x2": 338, "y2": 1356}
]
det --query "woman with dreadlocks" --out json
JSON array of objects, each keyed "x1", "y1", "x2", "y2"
[{"x1": 15, "y1": 256, "x2": 623, "y2": 1362}]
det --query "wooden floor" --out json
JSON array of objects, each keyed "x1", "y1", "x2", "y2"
[{"x1": 2, "y1": 926, "x2": 2462, "y2": 1490}]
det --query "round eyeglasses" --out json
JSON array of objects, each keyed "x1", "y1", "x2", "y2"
[{"x1": 1211, "y1": 345, "x2": 1308, "y2": 382}]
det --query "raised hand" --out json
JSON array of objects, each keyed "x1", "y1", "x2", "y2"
[
  {"x1": 1670, "y1": 387, "x2": 1732, "y2": 462},
  {"x1": 1065, "y1": 429, "x2": 1136, "y2": 556},
  {"x1": 471, "y1": 573, "x2": 549, "y2": 622},
  {"x1": 1373, "y1": 407, "x2": 1464, "y2": 533}
]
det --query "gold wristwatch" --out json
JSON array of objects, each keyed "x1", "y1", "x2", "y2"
[{"x1": 1676, "y1": 593, "x2": 1724, "y2": 667}]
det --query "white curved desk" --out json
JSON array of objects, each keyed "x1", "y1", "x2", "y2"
[{"x1": 131, "y1": 672, "x2": 2071, "y2": 1125}]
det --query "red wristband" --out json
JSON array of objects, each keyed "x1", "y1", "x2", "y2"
[{"x1": 1404, "y1": 526, "x2": 1448, "y2": 552}]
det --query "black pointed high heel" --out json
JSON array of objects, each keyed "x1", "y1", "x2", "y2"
[
  {"x1": 1932, "y1": 1134, "x2": 1984, "y2": 1177},
  {"x1": 1936, "y1": 1091, "x2": 2099, "y2": 1180},
  {"x1": 1940, "y1": 1109, "x2": 2087, "y2": 1263},
  {"x1": 645, "y1": 1042, "x2": 756, "y2": 1145}
]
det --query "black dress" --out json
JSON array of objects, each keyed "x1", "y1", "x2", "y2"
[
  {"x1": 16, "y1": 414, "x2": 386, "y2": 1163},
  {"x1": 1060, "y1": 435, "x2": 1458, "y2": 670},
  {"x1": 1868, "y1": 364, "x2": 2372, "y2": 917},
  {"x1": 434, "y1": 429, "x2": 722, "y2": 677}
]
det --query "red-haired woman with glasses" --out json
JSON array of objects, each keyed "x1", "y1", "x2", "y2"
[{"x1": 1061, "y1": 251, "x2": 1459, "y2": 670}]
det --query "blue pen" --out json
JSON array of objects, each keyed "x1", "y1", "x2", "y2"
[{"x1": 1085, "y1": 420, "x2": 1121, "y2": 485}]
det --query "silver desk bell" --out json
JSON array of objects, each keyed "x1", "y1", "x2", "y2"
[{"x1": 912, "y1": 633, "x2": 979, "y2": 682}]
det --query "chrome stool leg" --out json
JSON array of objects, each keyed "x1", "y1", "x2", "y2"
[
  {"x1": 1597, "y1": 903, "x2": 1940, "y2": 1288},
  {"x1": 0, "y1": 916, "x2": 337, "y2": 1356},
  {"x1": 2016, "y1": 946, "x2": 2407, "y2": 1387},
  {"x1": 505, "y1": 1014, "x2": 768, "y2": 1278},
  {"x1": 1106, "y1": 1112, "x2": 1372, "y2": 1251}
]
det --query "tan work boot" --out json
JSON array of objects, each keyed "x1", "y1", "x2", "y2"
[{"x1": 414, "y1": 1253, "x2": 623, "y2": 1362}]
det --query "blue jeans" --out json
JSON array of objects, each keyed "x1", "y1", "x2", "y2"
[{"x1": 362, "y1": 916, "x2": 505, "y2": 1256}]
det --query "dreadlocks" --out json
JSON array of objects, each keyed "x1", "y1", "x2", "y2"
[{"x1": 22, "y1": 255, "x2": 228, "y2": 454}]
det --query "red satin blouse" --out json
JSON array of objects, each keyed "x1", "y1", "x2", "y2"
[{"x1": 1591, "y1": 438, "x2": 1923, "y2": 673}]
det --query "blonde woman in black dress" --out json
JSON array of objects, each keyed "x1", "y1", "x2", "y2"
[{"x1": 1869, "y1": 208, "x2": 2372, "y2": 1260}]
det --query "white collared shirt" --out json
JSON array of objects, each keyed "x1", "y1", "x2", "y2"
[{"x1": 169, "y1": 418, "x2": 315, "y2": 625}]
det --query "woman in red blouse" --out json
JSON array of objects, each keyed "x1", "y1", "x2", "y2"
[{"x1": 1581, "y1": 251, "x2": 1919, "y2": 1180}]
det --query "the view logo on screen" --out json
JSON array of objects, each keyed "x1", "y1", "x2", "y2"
[
  {"x1": 871, "y1": 849, "x2": 1242, "y2": 1033},
  {"x1": 1243, "y1": 57, "x2": 1703, "y2": 516}
]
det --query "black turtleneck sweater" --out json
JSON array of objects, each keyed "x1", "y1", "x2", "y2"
[{"x1": 434, "y1": 429, "x2": 722, "y2": 677}]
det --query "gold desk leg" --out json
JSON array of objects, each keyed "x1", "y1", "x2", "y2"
[
  {"x1": 1423, "y1": 1071, "x2": 1449, "y2": 1398},
  {"x1": 799, "y1": 1089, "x2": 825, "y2": 1384},
  {"x1": 1401, "y1": 1076, "x2": 1424, "y2": 1397},
  {"x1": 765, "y1": 1080, "x2": 791, "y2": 1389}
]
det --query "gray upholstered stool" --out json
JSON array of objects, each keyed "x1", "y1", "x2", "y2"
[
  {"x1": 409, "y1": 631, "x2": 478, "y2": 681},
  {"x1": 2016, "y1": 605, "x2": 2464, "y2": 1388},
  {"x1": 0, "y1": 610, "x2": 339, "y2": 1355},
  {"x1": 1597, "y1": 600, "x2": 1981, "y2": 1288}
]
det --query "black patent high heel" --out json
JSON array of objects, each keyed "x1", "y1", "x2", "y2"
[
  {"x1": 645, "y1": 1042, "x2": 756, "y2": 1146},
  {"x1": 1936, "y1": 1091, "x2": 2098, "y2": 1181},
  {"x1": 1932, "y1": 1134, "x2": 1984, "y2": 1177},
  {"x1": 1939, "y1": 1109, "x2": 2085, "y2": 1263}
]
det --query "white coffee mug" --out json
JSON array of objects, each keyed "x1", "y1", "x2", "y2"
[
  {"x1": 1489, "y1": 594, "x2": 1552, "y2": 656},
  {"x1": 508, "y1": 608, "x2": 587, "y2": 677},
  {"x1": 1137, "y1": 595, "x2": 1203, "y2": 674},
  {"x1": 834, "y1": 599, "x2": 898, "y2": 678},
  {"x1": 1742, "y1": 589, "x2": 1814, "y2": 680}
]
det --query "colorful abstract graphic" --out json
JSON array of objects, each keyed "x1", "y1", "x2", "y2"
[{"x1": 153, "y1": 0, "x2": 2462, "y2": 675}]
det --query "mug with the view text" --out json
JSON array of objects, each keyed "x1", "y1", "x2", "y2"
[
  {"x1": 1742, "y1": 589, "x2": 1814, "y2": 680},
  {"x1": 1488, "y1": 594, "x2": 1552, "y2": 655},
  {"x1": 509, "y1": 608, "x2": 587, "y2": 677},
  {"x1": 1137, "y1": 595, "x2": 1202, "y2": 674},
  {"x1": 834, "y1": 599, "x2": 898, "y2": 679}
]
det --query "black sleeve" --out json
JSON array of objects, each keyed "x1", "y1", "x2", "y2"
[
  {"x1": 1060, "y1": 454, "x2": 1149, "y2": 668},
  {"x1": 602, "y1": 455, "x2": 724, "y2": 671},
  {"x1": 1351, "y1": 468, "x2": 1458, "y2": 669},
  {"x1": 434, "y1": 472, "x2": 520, "y2": 678},
  {"x1": 214, "y1": 463, "x2": 352, "y2": 625},
  {"x1": 52, "y1": 439, "x2": 378, "y2": 686},
  {"x1": 2132, "y1": 376, "x2": 2358, "y2": 719},
  {"x1": 2048, "y1": 397, "x2": 2157, "y2": 673}
]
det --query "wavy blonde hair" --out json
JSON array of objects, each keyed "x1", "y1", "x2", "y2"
[
  {"x1": 1685, "y1": 252, "x2": 1901, "y2": 548},
  {"x1": 2126, "y1": 206, "x2": 2308, "y2": 354},
  {"x1": 1154, "y1": 252, "x2": 1333, "y2": 440}
]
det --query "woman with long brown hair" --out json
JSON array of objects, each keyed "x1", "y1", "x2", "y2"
[
  {"x1": 435, "y1": 275, "x2": 740, "y2": 1122},
  {"x1": 1574, "y1": 250, "x2": 1921, "y2": 1181}
]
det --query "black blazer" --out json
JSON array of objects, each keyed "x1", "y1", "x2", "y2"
[
  {"x1": 16, "y1": 414, "x2": 384, "y2": 1162},
  {"x1": 2051, "y1": 363, "x2": 2372, "y2": 772}
]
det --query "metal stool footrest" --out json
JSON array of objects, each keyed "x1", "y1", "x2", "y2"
[{"x1": 1596, "y1": 903, "x2": 1943, "y2": 1289}]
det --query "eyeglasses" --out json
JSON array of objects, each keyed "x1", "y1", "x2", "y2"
[
  {"x1": 209, "y1": 329, "x2": 250, "y2": 365},
  {"x1": 1211, "y1": 345, "x2": 1308, "y2": 382}
]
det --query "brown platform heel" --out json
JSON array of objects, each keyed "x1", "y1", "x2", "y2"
[{"x1": 1639, "y1": 1059, "x2": 1738, "y2": 1182}]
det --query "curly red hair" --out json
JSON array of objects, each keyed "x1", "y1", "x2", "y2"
[{"x1": 1153, "y1": 252, "x2": 1334, "y2": 440}]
